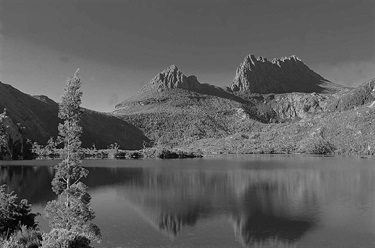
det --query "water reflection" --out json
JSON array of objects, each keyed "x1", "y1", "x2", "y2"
[
  {"x1": 1, "y1": 159, "x2": 375, "y2": 248},
  {"x1": 0, "y1": 165, "x2": 54, "y2": 204},
  {"x1": 117, "y1": 168, "x2": 320, "y2": 247}
]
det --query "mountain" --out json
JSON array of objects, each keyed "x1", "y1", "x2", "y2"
[
  {"x1": 227, "y1": 54, "x2": 344, "y2": 94},
  {"x1": 141, "y1": 65, "x2": 199, "y2": 93},
  {"x1": 0, "y1": 81, "x2": 149, "y2": 149},
  {"x1": 114, "y1": 65, "x2": 281, "y2": 146},
  {"x1": 116, "y1": 65, "x2": 243, "y2": 110},
  {"x1": 114, "y1": 59, "x2": 375, "y2": 155},
  {"x1": 2, "y1": 53, "x2": 374, "y2": 156}
]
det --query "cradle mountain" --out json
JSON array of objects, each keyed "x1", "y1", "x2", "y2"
[{"x1": 1, "y1": 54, "x2": 374, "y2": 156}]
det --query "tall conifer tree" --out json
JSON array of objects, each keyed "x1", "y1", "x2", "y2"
[{"x1": 43, "y1": 70, "x2": 101, "y2": 247}]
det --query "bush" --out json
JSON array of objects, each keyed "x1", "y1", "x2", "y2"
[
  {"x1": 2, "y1": 226, "x2": 42, "y2": 248},
  {"x1": 298, "y1": 137, "x2": 336, "y2": 155},
  {"x1": 0, "y1": 185, "x2": 38, "y2": 240},
  {"x1": 42, "y1": 228, "x2": 92, "y2": 248}
]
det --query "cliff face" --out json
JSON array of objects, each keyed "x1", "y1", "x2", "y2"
[
  {"x1": 0, "y1": 112, "x2": 24, "y2": 159},
  {"x1": 228, "y1": 54, "x2": 335, "y2": 94}
]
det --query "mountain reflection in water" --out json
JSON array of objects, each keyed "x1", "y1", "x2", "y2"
[
  {"x1": 118, "y1": 168, "x2": 319, "y2": 247},
  {"x1": 1, "y1": 157, "x2": 374, "y2": 248}
]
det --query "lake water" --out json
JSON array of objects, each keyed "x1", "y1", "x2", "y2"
[{"x1": 1, "y1": 156, "x2": 375, "y2": 248}]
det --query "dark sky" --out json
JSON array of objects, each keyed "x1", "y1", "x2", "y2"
[{"x1": 1, "y1": 0, "x2": 374, "y2": 112}]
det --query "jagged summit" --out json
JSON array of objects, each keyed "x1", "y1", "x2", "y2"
[
  {"x1": 142, "y1": 65, "x2": 201, "y2": 93},
  {"x1": 271, "y1": 55, "x2": 301, "y2": 65},
  {"x1": 239, "y1": 54, "x2": 301, "y2": 69},
  {"x1": 115, "y1": 65, "x2": 245, "y2": 111},
  {"x1": 228, "y1": 54, "x2": 337, "y2": 94}
]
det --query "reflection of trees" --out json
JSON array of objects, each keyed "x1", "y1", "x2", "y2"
[
  {"x1": 0, "y1": 166, "x2": 144, "y2": 205},
  {"x1": 0, "y1": 165, "x2": 54, "y2": 204}
]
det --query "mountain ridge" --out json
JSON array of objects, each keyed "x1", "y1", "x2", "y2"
[
  {"x1": 0, "y1": 81, "x2": 149, "y2": 149},
  {"x1": 227, "y1": 54, "x2": 344, "y2": 94}
]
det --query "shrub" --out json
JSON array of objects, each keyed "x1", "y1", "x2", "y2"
[
  {"x1": 298, "y1": 137, "x2": 336, "y2": 155},
  {"x1": 2, "y1": 226, "x2": 42, "y2": 248},
  {"x1": 0, "y1": 185, "x2": 38, "y2": 240},
  {"x1": 42, "y1": 228, "x2": 93, "y2": 248}
]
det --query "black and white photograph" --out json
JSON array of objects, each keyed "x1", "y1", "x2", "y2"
[{"x1": 0, "y1": 0, "x2": 374, "y2": 247}]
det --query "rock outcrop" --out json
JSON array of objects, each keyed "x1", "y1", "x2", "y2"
[
  {"x1": 267, "y1": 93, "x2": 329, "y2": 120},
  {"x1": 228, "y1": 54, "x2": 336, "y2": 94},
  {"x1": 142, "y1": 65, "x2": 202, "y2": 93}
]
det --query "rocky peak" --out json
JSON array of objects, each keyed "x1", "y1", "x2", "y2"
[
  {"x1": 142, "y1": 65, "x2": 202, "y2": 93},
  {"x1": 228, "y1": 54, "x2": 331, "y2": 94}
]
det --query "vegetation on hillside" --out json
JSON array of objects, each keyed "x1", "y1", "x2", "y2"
[
  {"x1": 187, "y1": 102, "x2": 375, "y2": 156},
  {"x1": 0, "y1": 121, "x2": 7, "y2": 158},
  {"x1": 0, "y1": 110, "x2": 35, "y2": 160},
  {"x1": 115, "y1": 89, "x2": 270, "y2": 147}
]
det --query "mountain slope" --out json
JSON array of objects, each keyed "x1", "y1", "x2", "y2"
[
  {"x1": 327, "y1": 78, "x2": 375, "y2": 112},
  {"x1": 188, "y1": 96, "x2": 375, "y2": 156},
  {"x1": 0, "y1": 81, "x2": 149, "y2": 149},
  {"x1": 228, "y1": 54, "x2": 345, "y2": 94},
  {"x1": 114, "y1": 65, "x2": 278, "y2": 146},
  {"x1": 0, "y1": 82, "x2": 59, "y2": 142}
]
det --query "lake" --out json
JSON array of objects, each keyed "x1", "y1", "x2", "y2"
[{"x1": 1, "y1": 155, "x2": 375, "y2": 248}]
